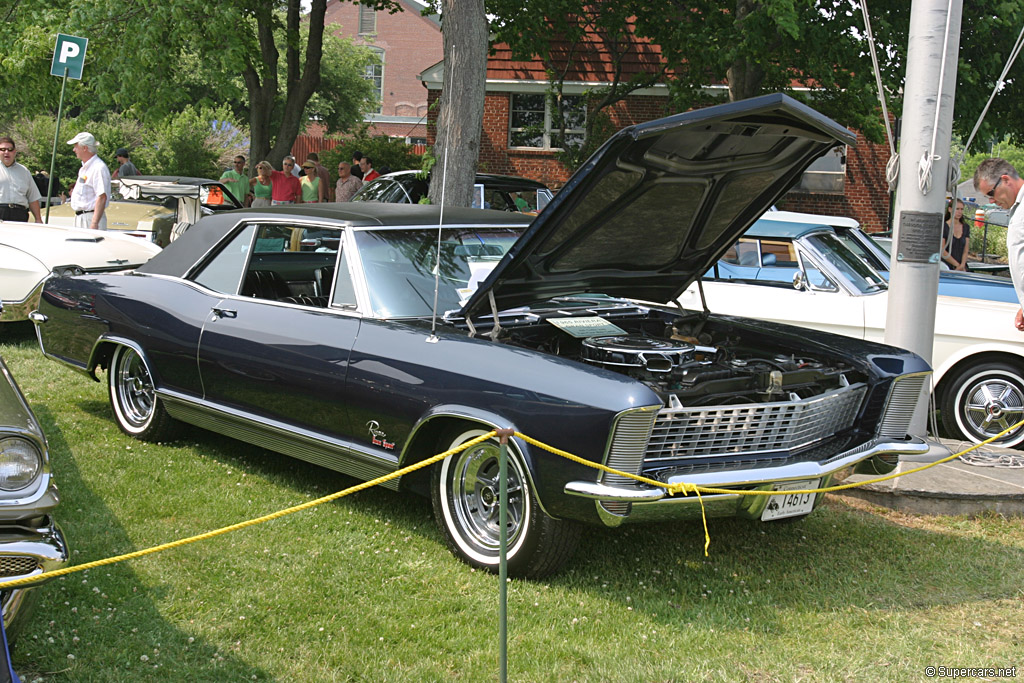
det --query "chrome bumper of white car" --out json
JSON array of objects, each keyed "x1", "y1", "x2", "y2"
[
  {"x1": 0, "y1": 517, "x2": 70, "y2": 636},
  {"x1": 564, "y1": 436, "x2": 929, "y2": 526}
]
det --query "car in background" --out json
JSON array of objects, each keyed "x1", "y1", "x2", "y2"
[
  {"x1": 351, "y1": 170, "x2": 553, "y2": 214},
  {"x1": 46, "y1": 176, "x2": 244, "y2": 246},
  {"x1": 32, "y1": 94, "x2": 930, "y2": 578},
  {"x1": 0, "y1": 346, "x2": 68, "y2": 638},
  {"x1": 766, "y1": 209, "x2": 1016, "y2": 302},
  {"x1": 690, "y1": 216, "x2": 1024, "y2": 447},
  {"x1": 1, "y1": 222, "x2": 162, "y2": 323}
]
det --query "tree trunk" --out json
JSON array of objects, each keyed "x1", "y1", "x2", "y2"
[
  {"x1": 245, "y1": 0, "x2": 327, "y2": 171},
  {"x1": 727, "y1": 0, "x2": 765, "y2": 101},
  {"x1": 428, "y1": 0, "x2": 488, "y2": 207}
]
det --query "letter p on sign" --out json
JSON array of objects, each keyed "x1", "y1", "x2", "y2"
[{"x1": 51, "y1": 34, "x2": 88, "y2": 80}]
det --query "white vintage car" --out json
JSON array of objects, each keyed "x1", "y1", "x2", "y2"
[
  {"x1": 1, "y1": 221, "x2": 162, "y2": 323},
  {"x1": 684, "y1": 216, "x2": 1024, "y2": 447}
]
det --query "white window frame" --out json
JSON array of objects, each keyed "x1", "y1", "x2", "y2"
[
  {"x1": 363, "y1": 47, "x2": 384, "y2": 114},
  {"x1": 509, "y1": 92, "x2": 587, "y2": 150}
]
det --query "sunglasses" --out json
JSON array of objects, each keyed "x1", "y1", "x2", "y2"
[
  {"x1": 0, "y1": 148, "x2": 14, "y2": 153},
  {"x1": 986, "y1": 176, "x2": 1003, "y2": 199}
]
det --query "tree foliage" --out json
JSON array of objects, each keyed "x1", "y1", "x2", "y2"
[{"x1": 1, "y1": 0, "x2": 378, "y2": 170}]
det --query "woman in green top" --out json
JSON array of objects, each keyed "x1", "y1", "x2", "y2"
[
  {"x1": 300, "y1": 162, "x2": 324, "y2": 202},
  {"x1": 250, "y1": 161, "x2": 273, "y2": 207}
]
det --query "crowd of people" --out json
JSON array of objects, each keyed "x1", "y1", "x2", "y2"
[{"x1": 221, "y1": 150, "x2": 379, "y2": 206}]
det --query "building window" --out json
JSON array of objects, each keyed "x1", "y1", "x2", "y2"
[
  {"x1": 509, "y1": 93, "x2": 587, "y2": 149},
  {"x1": 364, "y1": 48, "x2": 383, "y2": 114},
  {"x1": 358, "y1": 5, "x2": 376, "y2": 35}
]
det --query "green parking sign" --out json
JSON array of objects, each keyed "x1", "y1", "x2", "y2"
[{"x1": 51, "y1": 34, "x2": 88, "y2": 80}]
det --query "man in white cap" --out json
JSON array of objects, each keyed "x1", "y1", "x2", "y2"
[{"x1": 67, "y1": 132, "x2": 111, "y2": 230}]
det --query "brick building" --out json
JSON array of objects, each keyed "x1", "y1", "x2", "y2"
[
  {"x1": 324, "y1": 0, "x2": 441, "y2": 142},
  {"x1": 420, "y1": 27, "x2": 893, "y2": 232}
]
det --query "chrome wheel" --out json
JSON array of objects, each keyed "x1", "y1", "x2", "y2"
[
  {"x1": 431, "y1": 428, "x2": 580, "y2": 578},
  {"x1": 108, "y1": 345, "x2": 176, "y2": 440},
  {"x1": 943, "y1": 362, "x2": 1024, "y2": 447}
]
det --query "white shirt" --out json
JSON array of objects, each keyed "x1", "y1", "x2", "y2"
[
  {"x1": 70, "y1": 154, "x2": 111, "y2": 212},
  {"x1": 0, "y1": 161, "x2": 41, "y2": 208},
  {"x1": 1005, "y1": 182, "x2": 1024, "y2": 309}
]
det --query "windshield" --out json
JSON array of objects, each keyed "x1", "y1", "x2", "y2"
[
  {"x1": 354, "y1": 227, "x2": 524, "y2": 317},
  {"x1": 805, "y1": 233, "x2": 887, "y2": 293}
]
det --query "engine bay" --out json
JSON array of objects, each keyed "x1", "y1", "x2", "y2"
[{"x1": 492, "y1": 302, "x2": 859, "y2": 407}]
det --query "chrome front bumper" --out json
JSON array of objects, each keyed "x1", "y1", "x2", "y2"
[
  {"x1": 564, "y1": 436, "x2": 930, "y2": 526},
  {"x1": 0, "y1": 517, "x2": 70, "y2": 636}
]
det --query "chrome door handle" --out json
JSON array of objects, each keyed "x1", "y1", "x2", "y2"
[{"x1": 211, "y1": 307, "x2": 237, "y2": 319}]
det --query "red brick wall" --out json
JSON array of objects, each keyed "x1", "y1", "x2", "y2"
[
  {"x1": 428, "y1": 88, "x2": 892, "y2": 229},
  {"x1": 776, "y1": 129, "x2": 893, "y2": 233}
]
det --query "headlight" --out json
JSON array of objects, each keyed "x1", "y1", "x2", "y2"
[{"x1": 0, "y1": 437, "x2": 43, "y2": 491}]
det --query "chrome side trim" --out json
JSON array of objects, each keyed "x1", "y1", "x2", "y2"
[
  {"x1": 0, "y1": 280, "x2": 45, "y2": 322},
  {"x1": 158, "y1": 389, "x2": 401, "y2": 490},
  {"x1": 565, "y1": 436, "x2": 928, "y2": 526}
]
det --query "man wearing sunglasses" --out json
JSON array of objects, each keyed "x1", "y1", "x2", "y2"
[
  {"x1": 975, "y1": 158, "x2": 1024, "y2": 330},
  {"x1": 0, "y1": 137, "x2": 43, "y2": 223}
]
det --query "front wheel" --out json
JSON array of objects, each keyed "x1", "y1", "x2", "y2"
[
  {"x1": 941, "y1": 361, "x2": 1024, "y2": 447},
  {"x1": 108, "y1": 345, "x2": 177, "y2": 441},
  {"x1": 431, "y1": 428, "x2": 580, "y2": 579}
]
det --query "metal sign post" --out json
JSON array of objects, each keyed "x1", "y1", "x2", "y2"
[
  {"x1": 45, "y1": 34, "x2": 88, "y2": 223},
  {"x1": 495, "y1": 427, "x2": 514, "y2": 683}
]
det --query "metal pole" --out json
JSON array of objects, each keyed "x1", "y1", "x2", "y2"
[
  {"x1": 45, "y1": 68, "x2": 69, "y2": 224},
  {"x1": 495, "y1": 427, "x2": 513, "y2": 683},
  {"x1": 884, "y1": 0, "x2": 963, "y2": 435}
]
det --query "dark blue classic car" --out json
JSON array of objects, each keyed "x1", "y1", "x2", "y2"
[{"x1": 31, "y1": 95, "x2": 931, "y2": 577}]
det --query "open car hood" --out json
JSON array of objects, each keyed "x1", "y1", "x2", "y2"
[{"x1": 460, "y1": 93, "x2": 856, "y2": 319}]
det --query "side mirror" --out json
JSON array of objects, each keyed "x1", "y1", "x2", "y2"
[{"x1": 792, "y1": 271, "x2": 805, "y2": 291}]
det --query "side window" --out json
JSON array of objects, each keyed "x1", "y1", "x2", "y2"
[
  {"x1": 800, "y1": 254, "x2": 839, "y2": 292},
  {"x1": 760, "y1": 240, "x2": 797, "y2": 267},
  {"x1": 331, "y1": 249, "x2": 358, "y2": 309},
  {"x1": 192, "y1": 224, "x2": 257, "y2": 294},
  {"x1": 486, "y1": 190, "x2": 512, "y2": 212}
]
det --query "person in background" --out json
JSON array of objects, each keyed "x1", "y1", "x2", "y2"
[
  {"x1": 305, "y1": 152, "x2": 332, "y2": 201},
  {"x1": 940, "y1": 198, "x2": 969, "y2": 271},
  {"x1": 111, "y1": 148, "x2": 140, "y2": 179},
  {"x1": 975, "y1": 158, "x2": 1024, "y2": 330},
  {"x1": 67, "y1": 131, "x2": 111, "y2": 230},
  {"x1": 350, "y1": 150, "x2": 364, "y2": 180},
  {"x1": 249, "y1": 161, "x2": 274, "y2": 208},
  {"x1": 300, "y1": 161, "x2": 324, "y2": 203},
  {"x1": 360, "y1": 156, "x2": 380, "y2": 183},
  {"x1": 335, "y1": 161, "x2": 362, "y2": 202},
  {"x1": 0, "y1": 137, "x2": 43, "y2": 222},
  {"x1": 270, "y1": 157, "x2": 302, "y2": 204},
  {"x1": 220, "y1": 155, "x2": 250, "y2": 206}
]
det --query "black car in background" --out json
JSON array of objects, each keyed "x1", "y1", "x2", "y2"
[
  {"x1": 32, "y1": 95, "x2": 930, "y2": 578},
  {"x1": 352, "y1": 170, "x2": 553, "y2": 214}
]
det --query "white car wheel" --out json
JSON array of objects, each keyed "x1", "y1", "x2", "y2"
[{"x1": 942, "y1": 362, "x2": 1024, "y2": 447}]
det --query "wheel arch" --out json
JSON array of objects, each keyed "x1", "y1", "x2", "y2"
[
  {"x1": 395, "y1": 409, "x2": 543, "y2": 506},
  {"x1": 86, "y1": 336, "x2": 147, "y2": 380},
  {"x1": 934, "y1": 349, "x2": 1024, "y2": 403}
]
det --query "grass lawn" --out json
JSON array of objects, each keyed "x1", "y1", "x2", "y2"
[{"x1": 2, "y1": 323, "x2": 1022, "y2": 682}]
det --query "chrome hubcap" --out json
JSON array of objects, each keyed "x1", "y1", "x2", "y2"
[
  {"x1": 118, "y1": 350, "x2": 154, "y2": 427},
  {"x1": 962, "y1": 376, "x2": 1024, "y2": 440},
  {"x1": 450, "y1": 442, "x2": 524, "y2": 553}
]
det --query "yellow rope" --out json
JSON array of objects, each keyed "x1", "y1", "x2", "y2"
[
  {"x1": 0, "y1": 431, "x2": 498, "y2": 590},
  {"x1": 4, "y1": 419, "x2": 1020, "y2": 587}
]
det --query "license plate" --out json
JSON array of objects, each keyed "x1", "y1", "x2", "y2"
[{"x1": 761, "y1": 479, "x2": 820, "y2": 521}]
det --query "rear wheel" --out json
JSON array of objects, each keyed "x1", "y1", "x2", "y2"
[
  {"x1": 431, "y1": 428, "x2": 580, "y2": 578},
  {"x1": 108, "y1": 345, "x2": 176, "y2": 441},
  {"x1": 941, "y1": 361, "x2": 1024, "y2": 447}
]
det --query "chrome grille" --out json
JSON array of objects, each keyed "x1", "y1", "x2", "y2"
[
  {"x1": 646, "y1": 384, "x2": 867, "y2": 460},
  {"x1": 878, "y1": 373, "x2": 929, "y2": 438},
  {"x1": 600, "y1": 407, "x2": 658, "y2": 515},
  {"x1": 0, "y1": 556, "x2": 39, "y2": 577}
]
